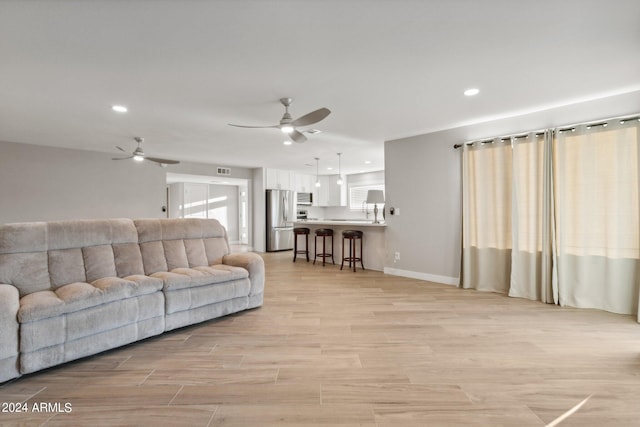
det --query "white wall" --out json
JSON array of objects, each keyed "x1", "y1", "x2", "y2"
[
  {"x1": 0, "y1": 140, "x2": 167, "y2": 224},
  {"x1": 384, "y1": 90, "x2": 640, "y2": 284},
  {"x1": 252, "y1": 168, "x2": 266, "y2": 252}
]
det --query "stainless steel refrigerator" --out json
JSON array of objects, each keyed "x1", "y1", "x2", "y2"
[{"x1": 266, "y1": 189, "x2": 295, "y2": 252}]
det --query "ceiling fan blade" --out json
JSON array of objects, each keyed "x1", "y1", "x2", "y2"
[
  {"x1": 112, "y1": 156, "x2": 133, "y2": 160},
  {"x1": 228, "y1": 123, "x2": 280, "y2": 129},
  {"x1": 291, "y1": 108, "x2": 331, "y2": 127},
  {"x1": 146, "y1": 157, "x2": 180, "y2": 165},
  {"x1": 290, "y1": 129, "x2": 307, "y2": 143},
  {"x1": 115, "y1": 146, "x2": 129, "y2": 153}
]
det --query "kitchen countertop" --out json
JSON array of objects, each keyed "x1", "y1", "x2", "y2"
[{"x1": 294, "y1": 219, "x2": 387, "y2": 227}]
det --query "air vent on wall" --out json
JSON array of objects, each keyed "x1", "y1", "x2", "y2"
[{"x1": 216, "y1": 167, "x2": 231, "y2": 176}]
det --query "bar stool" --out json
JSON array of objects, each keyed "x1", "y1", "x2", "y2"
[
  {"x1": 341, "y1": 230, "x2": 364, "y2": 272},
  {"x1": 313, "y1": 228, "x2": 334, "y2": 266},
  {"x1": 293, "y1": 227, "x2": 310, "y2": 262}
]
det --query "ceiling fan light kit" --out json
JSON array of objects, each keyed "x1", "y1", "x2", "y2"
[
  {"x1": 112, "y1": 137, "x2": 180, "y2": 166},
  {"x1": 229, "y1": 97, "x2": 331, "y2": 143}
]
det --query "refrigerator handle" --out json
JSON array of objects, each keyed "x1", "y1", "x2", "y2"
[{"x1": 283, "y1": 193, "x2": 288, "y2": 222}]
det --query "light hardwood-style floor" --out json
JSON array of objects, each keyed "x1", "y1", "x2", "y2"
[{"x1": 1, "y1": 251, "x2": 639, "y2": 426}]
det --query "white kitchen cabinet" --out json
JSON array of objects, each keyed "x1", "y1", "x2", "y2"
[
  {"x1": 265, "y1": 169, "x2": 293, "y2": 190},
  {"x1": 294, "y1": 173, "x2": 315, "y2": 193},
  {"x1": 314, "y1": 175, "x2": 346, "y2": 207},
  {"x1": 315, "y1": 176, "x2": 331, "y2": 206}
]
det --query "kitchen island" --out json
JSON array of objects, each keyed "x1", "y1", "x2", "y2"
[{"x1": 293, "y1": 220, "x2": 386, "y2": 271}]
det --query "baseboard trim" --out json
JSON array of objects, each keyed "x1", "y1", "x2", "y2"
[{"x1": 384, "y1": 267, "x2": 459, "y2": 286}]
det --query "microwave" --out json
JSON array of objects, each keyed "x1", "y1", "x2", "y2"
[{"x1": 296, "y1": 192, "x2": 313, "y2": 205}]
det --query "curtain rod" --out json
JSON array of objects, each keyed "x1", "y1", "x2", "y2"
[{"x1": 452, "y1": 113, "x2": 640, "y2": 149}]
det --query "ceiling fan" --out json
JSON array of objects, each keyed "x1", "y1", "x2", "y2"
[
  {"x1": 228, "y1": 97, "x2": 330, "y2": 143},
  {"x1": 112, "y1": 137, "x2": 180, "y2": 165}
]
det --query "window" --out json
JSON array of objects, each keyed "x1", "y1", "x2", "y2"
[{"x1": 349, "y1": 184, "x2": 385, "y2": 211}]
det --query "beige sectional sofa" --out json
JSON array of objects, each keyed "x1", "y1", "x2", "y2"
[{"x1": 0, "y1": 218, "x2": 264, "y2": 383}]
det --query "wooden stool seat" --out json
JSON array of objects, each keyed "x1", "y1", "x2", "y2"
[
  {"x1": 314, "y1": 228, "x2": 334, "y2": 266},
  {"x1": 341, "y1": 230, "x2": 364, "y2": 272},
  {"x1": 293, "y1": 227, "x2": 310, "y2": 262}
]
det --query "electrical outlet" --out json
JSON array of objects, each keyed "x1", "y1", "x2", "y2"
[{"x1": 394, "y1": 252, "x2": 400, "y2": 262}]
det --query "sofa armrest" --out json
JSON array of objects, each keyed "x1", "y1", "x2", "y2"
[
  {"x1": 222, "y1": 252, "x2": 265, "y2": 296},
  {"x1": 0, "y1": 284, "x2": 20, "y2": 360}
]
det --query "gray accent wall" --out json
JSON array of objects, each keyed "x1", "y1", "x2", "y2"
[
  {"x1": 0, "y1": 140, "x2": 167, "y2": 224},
  {"x1": 0, "y1": 140, "x2": 255, "y2": 228},
  {"x1": 384, "y1": 90, "x2": 640, "y2": 284}
]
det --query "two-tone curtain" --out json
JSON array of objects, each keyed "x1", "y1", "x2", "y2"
[
  {"x1": 553, "y1": 120, "x2": 639, "y2": 316},
  {"x1": 460, "y1": 117, "x2": 640, "y2": 322}
]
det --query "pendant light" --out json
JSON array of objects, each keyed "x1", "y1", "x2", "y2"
[
  {"x1": 336, "y1": 153, "x2": 343, "y2": 185},
  {"x1": 314, "y1": 157, "x2": 321, "y2": 187}
]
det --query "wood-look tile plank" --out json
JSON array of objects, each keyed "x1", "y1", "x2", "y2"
[
  {"x1": 321, "y1": 383, "x2": 471, "y2": 406},
  {"x1": 210, "y1": 404, "x2": 376, "y2": 427},
  {"x1": 276, "y1": 367, "x2": 410, "y2": 385},
  {"x1": 28, "y1": 384, "x2": 182, "y2": 407},
  {"x1": 171, "y1": 383, "x2": 320, "y2": 405},
  {"x1": 44, "y1": 405, "x2": 218, "y2": 427},
  {"x1": 143, "y1": 368, "x2": 278, "y2": 386},
  {"x1": 373, "y1": 404, "x2": 545, "y2": 427}
]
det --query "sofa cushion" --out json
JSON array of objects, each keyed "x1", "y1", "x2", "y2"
[
  {"x1": 47, "y1": 219, "x2": 114, "y2": 250},
  {"x1": 184, "y1": 239, "x2": 208, "y2": 267},
  {"x1": 194, "y1": 265, "x2": 249, "y2": 281},
  {"x1": 113, "y1": 243, "x2": 145, "y2": 277},
  {"x1": 203, "y1": 237, "x2": 228, "y2": 265},
  {"x1": 171, "y1": 267, "x2": 222, "y2": 287},
  {"x1": 0, "y1": 222, "x2": 47, "y2": 254},
  {"x1": 18, "y1": 276, "x2": 161, "y2": 323},
  {"x1": 83, "y1": 245, "x2": 117, "y2": 283},
  {"x1": 18, "y1": 291, "x2": 64, "y2": 323},
  {"x1": 150, "y1": 271, "x2": 192, "y2": 291},
  {"x1": 134, "y1": 219, "x2": 162, "y2": 243},
  {"x1": 48, "y1": 248, "x2": 86, "y2": 289},
  {"x1": 163, "y1": 239, "x2": 189, "y2": 270},
  {"x1": 140, "y1": 241, "x2": 168, "y2": 274},
  {"x1": 123, "y1": 274, "x2": 164, "y2": 295},
  {"x1": 151, "y1": 265, "x2": 248, "y2": 291},
  {"x1": 0, "y1": 252, "x2": 51, "y2": 297}
]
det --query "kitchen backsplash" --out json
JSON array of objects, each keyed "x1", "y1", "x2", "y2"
[{"x1": 300, "y1": 205, "x2": 375, "y2": 220}]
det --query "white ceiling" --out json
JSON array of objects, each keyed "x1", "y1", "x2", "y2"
[{"x1": 1, "y1": 0, "x2": 639, "y2": 176}]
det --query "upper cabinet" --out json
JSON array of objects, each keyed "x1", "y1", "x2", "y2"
[
  {"x1": 315, "y1": 175, "x2": 347, "y2": 207},
  {"x1": 265, "y1": 169, "x2": 293, "y2": 190},
  {"x1": 264, "y1": 170, "x2": 345, "y2": 206},
  {"x1": 294, "y1": 173, "x2": 315, "y2": 193}
]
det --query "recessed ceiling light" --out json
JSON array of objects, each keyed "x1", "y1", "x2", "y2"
[
  {"x1": 112, "y1": 105, "x2": 128, "y2": 113},
  {"x1": 283, "y1": 140, "x2": 292, "y2": 146},
  {"x1": 464, "y1": 88, "x2": 480, "y2": 96},
  {"x1": 327, "y1": 167, "x2": 333, "y2": 170},
  {"x1": 364, "y1": 160, "x2": 371, "y2": 164}
]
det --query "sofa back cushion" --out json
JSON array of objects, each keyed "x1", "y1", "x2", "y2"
[
  {"x1": 0, "y1": 219, "x2": 145, "y2": 297},
  {"x1": 134, "y1": 218, "x2": 229, "y2": 274},
  {"x1": 0, "y1": 222, "x2": 50, "y2": 297}
]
